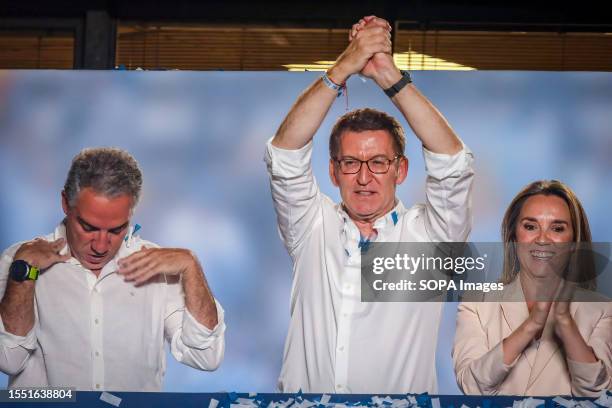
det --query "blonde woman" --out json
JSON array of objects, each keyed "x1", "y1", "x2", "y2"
[{"x1": 453, "y1": 180, "x2": 611, "y2": 396}]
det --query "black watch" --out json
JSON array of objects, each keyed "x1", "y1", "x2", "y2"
[
  {"x1": 383, "y1": 70, "x2": 412, "y2": 98},
  {"x1": 9, "y1": 260, "x2": 39, "y2": 282}
]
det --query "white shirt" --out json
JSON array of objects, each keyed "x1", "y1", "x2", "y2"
[
  {"x1": 265, "y1": 139, "x2": 474, "y2": 394},
  {"x1": 0, "y1": 224, "x2": 226, "y2": 391}
]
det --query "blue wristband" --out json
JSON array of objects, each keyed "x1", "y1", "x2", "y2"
[{"x1": 322, "y1": 73, "x2": 345, "y2": 96}]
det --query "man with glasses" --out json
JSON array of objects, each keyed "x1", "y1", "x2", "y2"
[{"x1": 265, "y1": 16, "x2": 474, "y2": 393}]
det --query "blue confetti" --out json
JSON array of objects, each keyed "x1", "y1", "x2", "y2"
[
  {"x1": 228, "y1": 392, "x2": 238, "y2": 403},
  {"x1": 391, "y1": 211, "x2": 398, "y2": 225}
]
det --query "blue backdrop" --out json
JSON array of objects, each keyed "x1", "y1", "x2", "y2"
[{"x1": 0, "y1": 70, "x2": 611, "y2": 393}]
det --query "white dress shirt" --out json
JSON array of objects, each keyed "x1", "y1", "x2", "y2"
[
  {"x1": 0, "y1": 223, "x2": 225, "y2": 391},
  {"x1": 265, "y1": 138, "x2": 474, "y2": 394}
]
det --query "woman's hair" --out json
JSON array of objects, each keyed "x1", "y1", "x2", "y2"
[{"x1": 500, "y1": 179, "x2": 596, "y2": 289}]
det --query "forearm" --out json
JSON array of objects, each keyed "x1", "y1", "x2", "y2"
[
  {"x1": 374, "y1": 68, "x2": 462, "y2": 155},
  {"x1": 272, "y1": 69, "x2": 344, "y2": 150},
  {"x1": 454, "y1": 304, "x2": 512, "y2": 394},
  {"x1": 556, "y1": 318, "x2": 598, "y2": 363},
  {"x1": 0, "y1": 280, "x2": 36, "y2": 336},
  {"x1": 502, "y1": 318, "x2": 540, "y2": 365},
  {"x1": 182, "y1": 258, "x2": 218, "y2": 330},
  {"x1": 455, "y1": 343, "x2": 508, "y2": 395},
  {"x1": 0, "y1": 238, "x2": 67, "y2": 337}
]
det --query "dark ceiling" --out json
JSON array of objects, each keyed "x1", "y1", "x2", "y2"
[
  {"x1": 2, "y1": 0, "x2": 610, "y2": 70},
  {"x1": 1, "y1": 0, "x2": 611, "y2": 30}
]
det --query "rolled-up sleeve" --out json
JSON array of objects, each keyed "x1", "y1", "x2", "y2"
[
  {"x1": 264, "y1": 138, "x2": 321, "y2": 255},
  {"x1": 453, "y1": 302, "x2": 517, "y2": 395},
  {"x1": 167, "y1": 299, "x2": 226, "y2": 371},
  {"x1": 0, "y1": 247, "x2": 38, "y2": 376},
  {"x1": 422, "y1": 142, "x2": 475, "y2": 242},
  {"x1": 163, "y1": 275, "x2": 226, "y2": 372},
  {"x1": 567, "y1": 303, "x2": 612, "y2": 396},
  {"x1": 0, "y1": 317, "x2": 37, "y2": 376}
]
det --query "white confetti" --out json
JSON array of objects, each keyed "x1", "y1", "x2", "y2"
[
  {"x1": 301, "y1": 399, "x2": 316, "y2": 408},
  {"x1": 279, "y1": 398, "x2": 295, "y2": 408},
  {"x1": 320, "y1": 395, "x2": 331, "y2": 405},
  {"x1": 595, "y1": 391, "x2": 612, "y2": 408},
  {"x1": 237, "y1": 398, "x2": 258, "y2": 406},
  {"x1": 391, "y1": 399, "x2": 410, "y2": 408},
  {"x1": 209, "y1": 399, "x2": 220, "y2": 408},
  {"x1": 576, "y1": 401, "x2": 597, "y2": 408},
  {"x1": 99, "y1": 392, "x2": 122, "y2": 407},
  {"x1": 553, "y1": 397, "x2": 575, "y2": 408},
  {"x1": 512, "y1": 397, "x2": 545, "y2": 408}
]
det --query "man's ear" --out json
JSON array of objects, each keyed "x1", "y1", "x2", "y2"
[
  {"x1": 329, "y1": 159, "x2": 339, "y2": 187},
  {"x1": 61, "y1": 191, "x2": 70, "y2": 215},
  {"x1": 395, "y1": 156, "x2": 409, "y2": 185}
]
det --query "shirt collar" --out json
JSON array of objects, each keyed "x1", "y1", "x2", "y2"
[
  {"x1": 338, "y1": 200, "x2": 406, "y2": 234},
  {"x1": 53, "y1": 221, "x2": 129, "y2": 276},
  {"x1": 339, "y1": 201, "x2": 406, "y2": 258}
]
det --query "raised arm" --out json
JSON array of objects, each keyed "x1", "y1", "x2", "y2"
[
  {"x1": 266, "y1": 19, "x2": 394, "y2": 252},
  {"x1": 352, "y1": 16, "x2": 462, "y2": 155},
  {"x1": 272, "y1": 19, "x2": 392, "y2": 150},
  {"x1": 347, "y1": 17, "x2": 472, "y2": 241}
]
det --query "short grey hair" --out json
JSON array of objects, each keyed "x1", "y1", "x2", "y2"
[{"x1": 63, "y1": 147, "x2": 143, "y2": 208}]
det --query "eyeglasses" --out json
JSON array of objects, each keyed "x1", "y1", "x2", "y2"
[{"x1": 334, "y1": 155, "x2": 402, "y2": 174}]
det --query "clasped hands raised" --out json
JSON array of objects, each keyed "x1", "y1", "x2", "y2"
[{"x1": 329, "y1": 16, "x2": 401, "y2": 88}]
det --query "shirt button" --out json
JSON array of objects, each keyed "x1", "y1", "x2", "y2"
[
  {"x1": 94, "y1": 318, "x2": 99, "y2": 324},
  {"x1": 342, "y1": 313, "x2": 348, "y2": 318},
  {"x1": 95, "y1": 351, "x2": 100, "y2": 357},
  {"x1": 96, "y1": 384, "x2": 100, "y2": 389},
  {"x1": 338, "y1": 345, "x2": 344, "y2": 351},
  {"x1": 336, "y1": 384, "x2": 343, "y2": 390}
]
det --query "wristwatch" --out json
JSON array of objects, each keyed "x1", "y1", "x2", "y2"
[
  {"x1": 383, "y1": 70, "x2": 412, "y2": 98},
  {"x1": 9, "y1": 260, "x2": 39, "y2": 282}
]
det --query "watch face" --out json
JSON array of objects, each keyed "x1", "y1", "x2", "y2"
[{"x1": 9, "y1": 260, "x2": 30, "y2": 282}]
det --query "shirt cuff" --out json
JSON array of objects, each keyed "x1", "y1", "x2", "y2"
[
  {"x1": 567, "y1": 357, "x2": 607, "y2": 387},
  {"x1": 422, "y1": 140, "x2": 474, "y2": 180},
  {"x1": 180, "y1": 298, "x2": 226, "y2": 350},
  {"x1": 477, "y1": 341, "x2": 517, "y2": 389},
  {"x1": 264, "y1": 137, "x2": 313, "y2": 178},
  {"x1": 0, "y1": 315, "x2": 37, "y2": 350}
]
